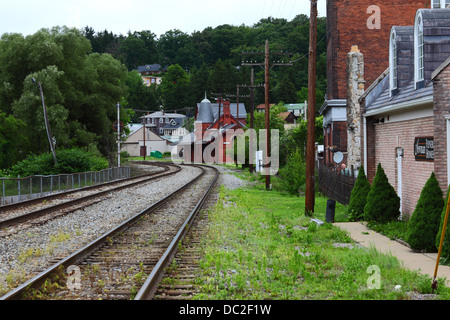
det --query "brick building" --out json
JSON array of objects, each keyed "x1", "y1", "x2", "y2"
[
  {"x1": 176, "y1": 96, "x2": 247, "y2": 163},
  {"x1": 359, "y1": 8, "x2": 450, "y2": 216},
  {"x1": 321, "y1": 0, "x2": 429, "y2": 168}
]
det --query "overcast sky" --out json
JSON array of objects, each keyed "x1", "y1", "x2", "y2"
[{"x1": 0, "y1": 0, "x2": 327, "y2": 37}]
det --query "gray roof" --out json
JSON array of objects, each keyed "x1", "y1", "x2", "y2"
[
  {"x1": 137, "y1": 64, "x2": 161, "y2": 73},
  {"x1": 364, "y1": 9, "x2": 450, "y2": 114},
  {"x1": 196, "y1": 98, "x2": 214, "y2": 123},
  {"x1": 210, "y1": 103, "x2": 247, "y2": 121},
  {"x1": 161, "y1": 118, "x2": 184, "y2": 129},
  {"x1": 419, "y1": 9, "x2": 450, "y2": 84}
]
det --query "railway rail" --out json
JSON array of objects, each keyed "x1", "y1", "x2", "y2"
[
  {"x1": 0, "y1": 163, "x2": 219, "y2": 300},
  {"x1": 0, "y1": 162, "x2": 180, "y2": 232}
]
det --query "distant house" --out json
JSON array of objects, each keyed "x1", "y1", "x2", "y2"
[
  {"x1": 142, "y1": 76, "x2": 162, "y2": 87},
  {"x1": 285, "y1": 103, "x2": 305, "y2": 118},
  {"x1": 140, "y1": 111, "x2": 187, "y2": 137},
  {"x1": 256, "y1": 104, "x2": 276, "y2": 112},
  {"x1": 121, "y1": 125, "x2": 172, "y2": 157},
  {"x1": 160, "y1": 117, "x2": 190, "y2": 143},
  {"x1": 137, "y1": 64, "x2": 161, "y2": 75},
  {"x1": 278, "y1": 111, "x2": 298, "y2": 130}
]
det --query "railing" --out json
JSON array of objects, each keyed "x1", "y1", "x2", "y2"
[
  {"x1": 1, "y1": 167, "x2": 131, "y2": 206},
  {"x1": 317, "y1": 163, "x2": 356, "y2": 205}
]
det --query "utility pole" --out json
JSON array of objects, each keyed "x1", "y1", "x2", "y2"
[
  {"x1": 242, "y1": 41, "x2": 293, "y2": 190},
  {"x1": 32, "y1": 78, "x2": 57, "y2": 166},
  {"x1": 237, "y1": 69, "x2": 264, "y2": 173},
  {"x1": 305, "y1": 0, "x2": 318, "y2": 216}
]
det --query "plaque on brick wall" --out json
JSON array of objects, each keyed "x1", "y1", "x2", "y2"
[{"x1": 414, "y1": 137, "x2": 434, "y2": 161}]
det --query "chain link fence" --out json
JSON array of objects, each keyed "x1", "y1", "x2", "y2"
[{"x1": 1, "y1": 167, "x2": 131, "y2": 206}]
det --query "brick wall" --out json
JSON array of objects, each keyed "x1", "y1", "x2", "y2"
[
  {"x1": 433, "y1": 63, "x2": 450, "y2": 194},
  {"x1": 327, "y1": 0, "x2": 430, "y2": 100},
  {"x1": 372, "y1": 117, "x2": 435, "y2": 217}
]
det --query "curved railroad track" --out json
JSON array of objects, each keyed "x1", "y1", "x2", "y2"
[
  {"x1": 0, "y1": 163, "x2": 219, "y2": 300},
  {"x1": 0, "y1": 162, "x2": 181, "y2": 232}
]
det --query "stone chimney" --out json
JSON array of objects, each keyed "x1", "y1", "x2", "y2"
[{"x1": 346, "y1": 45, "x2": 365, "y2": 172}]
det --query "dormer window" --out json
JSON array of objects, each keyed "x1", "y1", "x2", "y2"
[
  {"x1": 433, "y1": 0, "x2": 450, "y2": 8},
  {"x1": 414, "y1": 13, "x2": 425, "y2": 89},
  {"x1": 389, "y1": 30, "x2": 398, "y2": 95}
]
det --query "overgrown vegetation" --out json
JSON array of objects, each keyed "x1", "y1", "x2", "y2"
[
  {"x1": 8, "y1": 148, "x2": 108, "y2": 177},
  {"x1": 194, "y1": 179, "x2": 449, "y2": 299}
]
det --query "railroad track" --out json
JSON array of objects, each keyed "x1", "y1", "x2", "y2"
[
  {"x1": 0, "y1": 164, "x2": 218, "y2": 300},
  {"x1": 0, "y1": 162, "x2": 181, "y2": 232}
]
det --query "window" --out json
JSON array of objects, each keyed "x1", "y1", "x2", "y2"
[
  {"x1": 433, "y1": 0, "x2": 450, "y2": 8},
  {"x1": 159, "y1": 118, "x2": 164, "y2": 124},
  {"x1": 390, "y1": 30, "x2": 398, "y2": 94},
  {"x1": 415, "y1": 13, "x2": 425, "y2": 88}
]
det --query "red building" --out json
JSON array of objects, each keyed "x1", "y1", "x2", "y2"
[{"x1": 177, "y1": 96, "x2": 247, "y2": 164}]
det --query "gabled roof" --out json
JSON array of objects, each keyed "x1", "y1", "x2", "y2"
[{"x1": 137, "y1": 64, "x2": 161, "y2": 73}]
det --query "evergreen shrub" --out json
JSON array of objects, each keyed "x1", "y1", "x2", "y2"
[
  {"x1": 363, "y1": 163, "x2": 400, "y2": 223},
  {"x1": 405, "y1": 172, "x2": 444, "y2": 252},
  {"x1": 348, "y1": 166, "x2": 370, "y2": 221}
]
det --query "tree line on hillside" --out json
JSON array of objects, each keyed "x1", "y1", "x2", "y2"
[
  {"x1": 87, "y1": 15, "x2": 327, "y2": 117},
  {"x1": 0, "y1": 15, "x2": 326, "y2": 173}
]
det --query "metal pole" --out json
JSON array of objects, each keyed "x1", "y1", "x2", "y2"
[
  {"x1": 305, "y1": 0, "x2": 318, "y2": 216},
  {"x1": 264, "y1": 39, "x2": 270, "y2": 190},
  {"x1": 433, "y1": 190, "x2": 450, "y2": 292},
  {"x1": 34, "y1": 80, "x2": 57, "y2": 166},
  {"x1": 117, "y1": 102, "x2": 121, "y2": 167}
]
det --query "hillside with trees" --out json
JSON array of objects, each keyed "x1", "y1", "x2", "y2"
[{"x1": 0, "y1": 14, "x2": 327, "y2": 172}]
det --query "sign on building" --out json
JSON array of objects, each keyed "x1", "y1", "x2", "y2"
[{"x1": 414, "y1": 137, "x2": 434, "y2": 161}]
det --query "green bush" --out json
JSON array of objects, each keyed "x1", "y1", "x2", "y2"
[
  {"x1": 348, "y1": 166, "x2": 371, "y2": 221},
  {"x1": 363, "y1": 163, "x2": 400, "y2": 223},
  {"x1": 405, "y1": 172, "x2": 444, "y2": 252},
  {"x1": 436, "y1": 185, "x2": 450, "y2": 259},
  {"x1": 276, "y1": 150, "x2": 306, "y2": 195},
  {"x1": 10, "y1": 148, "x2": 109, "y2": 176}
]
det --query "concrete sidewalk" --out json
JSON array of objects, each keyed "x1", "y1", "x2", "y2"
[{"x1": 334, "y1": 222, "x2": 450, "y2": 286}]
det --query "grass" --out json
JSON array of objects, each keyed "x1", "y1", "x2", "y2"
[{"x1": 193, "y1": 169, "x2": 450, "y2": 300}]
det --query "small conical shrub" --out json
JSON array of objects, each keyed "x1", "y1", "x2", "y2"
[
  {"x1": 363, "y1": 163, "x2": 400, "y2": 223},
  {"x1": 348, "y1": 166, "x2": 371, "y2": 221},
  {"x1": 436, "y1": 184, "x2": 450, "y2": 259},
  {"x1": 405, "y1": 172, "x2": 443, "y2": 252}
]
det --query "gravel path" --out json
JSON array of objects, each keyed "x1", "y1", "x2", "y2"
[
  {"x1": 215, "y1": 166, "x2": 253, "y2": 190},
  {"x1": 0, "y1": 164, "x2": 201, "y2": 296}
]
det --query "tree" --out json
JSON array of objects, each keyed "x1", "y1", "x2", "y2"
[
  {"x1": 348, "y1": 167, "x2": 371, "y2": 221},
  {"x1": 0, "y1": 112, "x2": 27, "y2": 169},
  {"x1": 0, "y1": 27, "x2": 128, "y2": 165},
  {"x1": 405, "y1": 172, "x2": 444, "y2": 252},
  {"x1": 158, "y1": 64, "x2": 191, "y2": 111},
  {"x1": 363, "y1": 163, "x2": 400, "y2": 223}
]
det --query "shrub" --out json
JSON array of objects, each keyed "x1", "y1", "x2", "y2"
[
  {"x1": 405, "y1": 172, "x2": 444, "y2": 252},
  {"x1": 348, "y1": 166, "x2": 371, "y2": 221},
  {"x1": 436, "y1": 185, "x2": 450, "y2": 259},
  {"x1": 276, "y1": 150, "x2": 306, "y2": 195},
  {"x1": 363, "y1": 163, "x2": 400, "y2": 223},
  {"x1": 10, "y1": 148, "x2": 108, "y2": 176}
]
